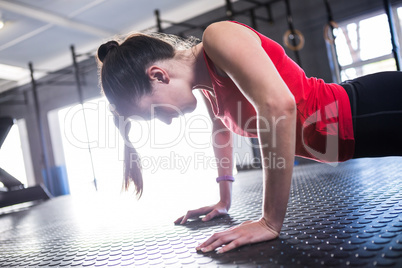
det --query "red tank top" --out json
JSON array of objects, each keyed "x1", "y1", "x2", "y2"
[{"x1": 202, "y1": 21, "x2": 355, "y2": 162}]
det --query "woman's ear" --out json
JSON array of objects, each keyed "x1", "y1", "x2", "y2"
[{"x1": 147, "y1": 66, "x2": 170, "y2": 84}]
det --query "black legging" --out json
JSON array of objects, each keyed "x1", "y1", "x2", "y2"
[{"x1": 341, "y1": 71, "x2": 402, "y2": 158}]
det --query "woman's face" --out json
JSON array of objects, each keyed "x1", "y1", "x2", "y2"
[{"x1": 132, "y1": 79, "x2": 197, "y2": 125}]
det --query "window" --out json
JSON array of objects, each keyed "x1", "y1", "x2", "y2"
[
  {"x1": 330, "y1": 6, "x2": 402, "y2": 81},
  {"x1": 0, "y1": 119, "x2": 31, "y2": 187}
]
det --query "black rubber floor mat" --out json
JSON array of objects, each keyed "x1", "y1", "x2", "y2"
[{"x1": 0, "y1": 157, "x2": 401, "y2": 267}]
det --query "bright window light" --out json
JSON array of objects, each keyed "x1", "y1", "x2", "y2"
[
  {"x1": 0, "y1": 63, "x2": 29, "y2": 81},
  {"x1": 332, "y1": 8, "x2": 401, "y2": 81},
  {"x1": 57, "y1": 91, "x2": 219, "y2": 199},
  {"x1": 359, "y1": 14, "x2": 392, "y2": 61},
  {"x1": 0, "y1": 123, "x2": 28, "y2": 186}
]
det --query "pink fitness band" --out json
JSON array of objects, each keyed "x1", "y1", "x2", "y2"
[{"x1": 216, "y1": 175, "x2": 235, "y2": 183}]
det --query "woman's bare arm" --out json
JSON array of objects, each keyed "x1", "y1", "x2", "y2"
[
  {"x1": 175, "y1": 94, "x2": 234, "y2": 224},
  {"x1": 197, "y1": 21, "x2": 296, "y2": 253}
]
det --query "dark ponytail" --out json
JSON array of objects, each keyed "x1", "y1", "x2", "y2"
[
  {"x1": 112, "y1": 111, "x2": 143, "y2": 197},
  {"x1": 97, "y1": 40, "x2": 119, "y2": 62},
  {"x1": 97, "y1": 32, "x2": 199, "y2": 196}
]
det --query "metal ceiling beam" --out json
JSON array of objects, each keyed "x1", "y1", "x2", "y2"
[{"x1": 0, "y1": 0, "x2": 114, "y2": 37}]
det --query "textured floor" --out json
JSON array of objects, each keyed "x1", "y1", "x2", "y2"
[{"x1": 0, "y1": 157, "x2": 402, "y2": 267}]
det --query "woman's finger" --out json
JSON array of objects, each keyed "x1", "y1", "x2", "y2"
[
  {"x1": 179, "y1": 207, "x2": 213, "y2": 224},
  {"x1": 217, "y1": 237, "x2": 247, "y2": 254},
  {"x1": 179, "y1": 210, "x2": 196, "y2": 224},
  {"x1": 196, "y1": 229, "x2": 234, "y2": 250},
  {"x1": 174, "y1": 216, "x2": 184, "y2": 224},
  {"x1": 198, "y1": 231, "x2": 238, "y2": 252},
  {"x1": 202, "y1": 209, "x2": 221, "y2": 222},
  {"x1": 196, "y1": 232, "x2": 220, "y2": 251}
]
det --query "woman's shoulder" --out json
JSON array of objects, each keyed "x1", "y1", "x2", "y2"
[
  {"x1": 202, "y1": 21, "x2": 261, "y2": 59},
  {"x1": 203, "y1": 21, "x2": 260, "y2": 44},
  {"x1": 203, "y1": 21, "x2": 238, "y2": 33}
]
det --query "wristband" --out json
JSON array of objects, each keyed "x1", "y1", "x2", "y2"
[{"x1": 216, "y1": 175, "x2": 235, "y2": 183}]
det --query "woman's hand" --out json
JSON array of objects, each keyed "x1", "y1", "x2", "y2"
[
  {"x1": 174, "y1": 201, "x2": 230, "y2": 225},
  {"x1": 196, "y1": 218, "x2": 279, "y2": 254}
]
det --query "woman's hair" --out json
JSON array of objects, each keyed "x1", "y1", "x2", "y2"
[{"x1": 97, "y1": 32, "x2": 198, "y2": 197}]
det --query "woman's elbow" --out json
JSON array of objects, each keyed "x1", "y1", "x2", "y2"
[
  {"x1": 280, "y1": 95, "x2": 296, "y2": 112},
  {"x1": 259, "y1": 96, "x2": 296, "y2": 116}
]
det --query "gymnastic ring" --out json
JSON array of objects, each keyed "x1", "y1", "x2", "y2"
[
  {"x1": 323, "y1": 20, "x2": 339, "y2": 44},
  {"x1": 283, "y1": 29, "x2": 305, "y2": 51}
]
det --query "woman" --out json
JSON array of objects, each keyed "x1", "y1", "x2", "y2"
[{"x1": 97, "y1": 21, "x2": 402, "y2": 254}]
